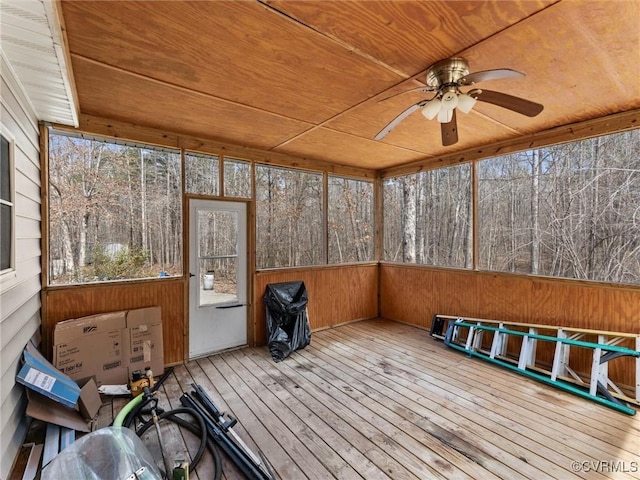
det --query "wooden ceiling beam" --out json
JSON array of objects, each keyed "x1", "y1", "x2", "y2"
[{"x1": 380, "y1": 108, "x2": 640, "y2": 178}]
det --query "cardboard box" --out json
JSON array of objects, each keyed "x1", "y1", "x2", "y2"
[
  {"x1": 17, "y1": 341, "x2": 80, "y2": 408},
  {"x1": 26, "y1": 378, "x2": 102, "y2": 432},
  {"x1": 53, "y1": 307, "x2": 164, "y2": 386},
  {"x1": 54, "y1": 311, "x2": 128, "y2": 385},
  {"x1": 124, "y1": 306, "x2": 163, "y2": 378},
  {"x1": 78, "y1": 378, "x2": 102, "y2": 420}
]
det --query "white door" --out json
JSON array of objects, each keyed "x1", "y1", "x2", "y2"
[{"x1": 189, "y1": 199, "x2": 247, "y2": 358}]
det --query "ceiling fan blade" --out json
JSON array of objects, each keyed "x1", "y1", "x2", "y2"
[
  {"x1": 474, "y1": 89, "x2": 544, "y2": 117},
  {"x1": 377, "y1": 86, "x2": 436, "y2": 103},
  {"x1": 374, "y1": 101, "x2": 427, "y2": 140},
  {"x1": 459, "y1": 68, "x2": 524, "y2": 85},
  {"x1": 440, "y1": 109, "x2": 458, "y2": 146}
]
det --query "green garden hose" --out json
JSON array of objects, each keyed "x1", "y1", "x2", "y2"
[{"x1": 113, "y1": 392, "x2": 145, "y2": 427}]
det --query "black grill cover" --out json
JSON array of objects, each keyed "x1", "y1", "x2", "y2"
[{"x1": 263, "y1": 281, "x2": 311, "y2": 362}]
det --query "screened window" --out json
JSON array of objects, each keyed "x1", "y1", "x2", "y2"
[
  {"x1": 479, "y1": 130, "x2": 640, "y2": 284},
  {"x1": 1, "y1": 134, "x2": 13, "y2": 272},
  {"x1": 255, "y1": 165, "x2": 323, "y2": 268},
  {"x1": 384, "y1": 165, "x2": 472, "y2": 268},
  {"x1": 185, "y1": 152, "x2": 219, "y2": 195},
  {"x1": 328, "y1": 176, "x2": 373, "y2": 263},
  {"x1": 224, "y1": 157, "x2": 251, "y2": 198},
  {"x1": 48, "y1": 132, "x2": 182, "y2": 284}
]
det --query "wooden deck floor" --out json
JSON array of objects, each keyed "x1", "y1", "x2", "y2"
[{"x1": 98, "y1": 319, "x2": 640, "y2": 480}]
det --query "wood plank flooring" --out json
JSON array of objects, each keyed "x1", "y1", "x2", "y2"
[{"x1": 97, "y1": 319, "x2": 640, "y2": 480}]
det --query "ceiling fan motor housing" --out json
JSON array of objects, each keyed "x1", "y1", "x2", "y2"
[{"x1": 426, "y1": 57, "x2": 470, "y2": 88}]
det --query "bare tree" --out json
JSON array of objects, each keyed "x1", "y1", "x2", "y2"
[
  {"x1": 531, "y1": 149, "x2": 541, "y2": 274},
  {"x1": 48, "y1": 133, "x2": 182, "y2": 284},
  {"x1": 478, "y1": 129, "x2": 639, "y2": 284},
  {"x1": 327, "y1": 176, "x2": 373, "y2": 264},
  {"x1": 401, "y1": 176, "x2": 416, "y2": 263},
  {"x1": 255, "y1": 165, "x2": 323, "y2": 268}
]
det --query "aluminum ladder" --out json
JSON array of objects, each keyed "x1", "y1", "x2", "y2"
[{"x1": 430, "y1": 314, "x2": 640, "y2": 415}]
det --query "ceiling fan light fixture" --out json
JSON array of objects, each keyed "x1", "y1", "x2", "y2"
[
  {"x1": 421, "y1": 98, "x2": 441, "y2": 120},
  {"x1": 457, "y1": 93, "x2": 477, "y2": 114},
  {"x1": 437, "y1": 108, "x2": 453, "y2": 123},
  {"x1": 440, "y1": 91, "x2": 458, "y2": 111}
]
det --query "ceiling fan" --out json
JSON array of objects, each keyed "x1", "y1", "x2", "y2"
[{"x1": 374, "y1": 57, "x2": 544, "y2": 146}]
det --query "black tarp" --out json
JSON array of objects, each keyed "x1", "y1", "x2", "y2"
[{"x1": 263, "y1": 281, "x2": 311, "y2": 362}]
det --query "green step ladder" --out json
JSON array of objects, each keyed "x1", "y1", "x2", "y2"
[{"x1": 430, "y1": 315, "x2": 640, "y2": 415}]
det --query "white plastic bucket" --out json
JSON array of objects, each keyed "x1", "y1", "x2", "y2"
[{"x1": 203, "y1": 272, "x2": 214, "y2": 290}]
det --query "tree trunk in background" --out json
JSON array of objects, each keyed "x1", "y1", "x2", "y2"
[
  {"x1": 140, "y1": 150, "x2": 147, "y2": 255},
  {"x1": 402, "y1": 177, "x2": 416, "y2": 263},
  {"x1": 345, "y1": 185, "x2": 362, "y2": 261},
  {"x1": 587, "y1": 137, "x2": 601, "y2": 278},
  {"x1": 127, "y1": 166, "x2": 135, "y2": 247},
  {"x1": 465, "y1": 167, "x2": 473, "y2": 269},
  {"x1": 61, "y1": 218, "x2": 75, "y2": 272},
  {"x1": 266, "y1": 169, "x2": 273, "y2": 267},
  {"x1": 415, "y1": 173, "x2": 425, "y2": 263},
  {"x1": 531, "y1": 150, "x2": 541, "y2": 274},
  {"x1": 79, "y1": 211, "x2": 89, "y2": 267},
  {"x1": 449, "y1": 169, "x2": 466, "y2": 266},
  {"x1": 508, "y1": 168, "x2": 517, "y2": 272}
]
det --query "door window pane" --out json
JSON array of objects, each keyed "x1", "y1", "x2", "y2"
[{"x1": 198, "y1": 209, "x2": 238, "y2": 306}]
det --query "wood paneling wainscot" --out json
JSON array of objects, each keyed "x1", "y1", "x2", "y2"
[
  {"x1": 380, "y1": 264, "x2": 640, "y2": 388},
  {"x1": 42, "y1": 278, "x2": 185, "y2": 365},
  {"x1": 253, "y1": 264, "x2": 379, "y2": 345}
]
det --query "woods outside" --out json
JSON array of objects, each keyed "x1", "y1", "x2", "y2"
[
  {"x1": 384, "y1": 129, "x2": 639, "y2": 284},
  {"x1": 48, "y1": 129, "x2": 639, "y2": 286}
]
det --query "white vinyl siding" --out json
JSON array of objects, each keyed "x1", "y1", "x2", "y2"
[{"x1": 0, "y1": 54, "x2": 42, "y2": 479}]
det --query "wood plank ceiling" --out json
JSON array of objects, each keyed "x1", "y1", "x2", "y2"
[{"x1": 60, "y1": 0, "x2": 640, "y2": 171}]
